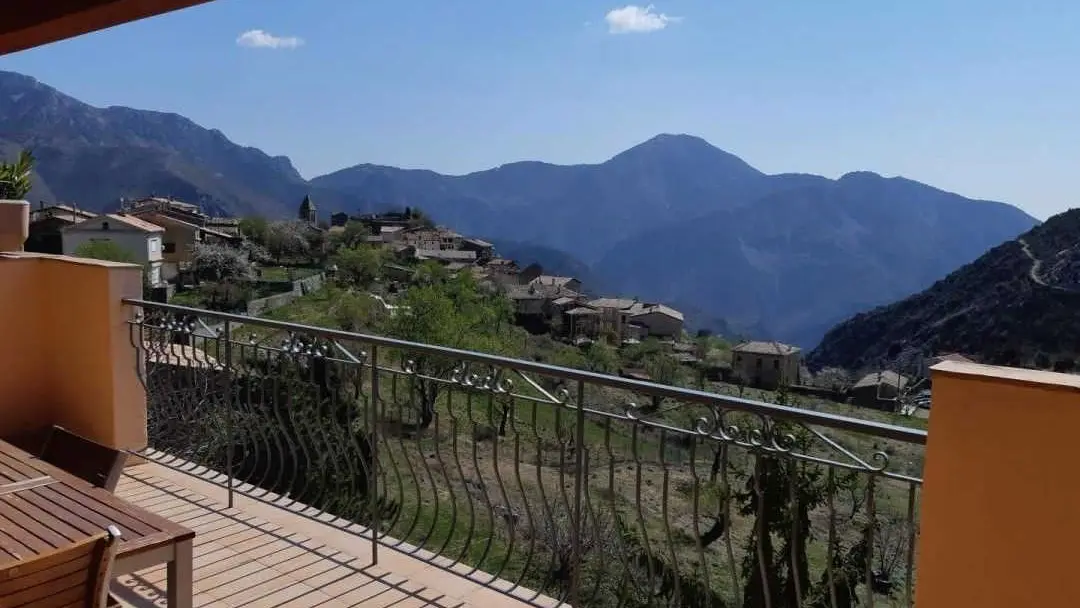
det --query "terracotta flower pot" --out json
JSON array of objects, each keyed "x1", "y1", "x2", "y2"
[{"x1": 0, "y1": 200, "x2": 30, "y2": 252}]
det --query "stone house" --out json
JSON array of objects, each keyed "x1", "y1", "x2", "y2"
[
  {"x1": 530, "y1": 275, "x2": 582, "y2": 293},
  {"x1": 587, "y1": 298, "x2": 684, "y2": 341},
  {"x1": 461, "y1": 238, "x2": 495, "y2": 262},
  {"x1": 402, "y1": 228, "x2": 461, "y2": 251},
  {"x1": 849, "y1": 370, "x2": 910, "y2": 411},
  {"x1": 563, "y1": 306, "x2": 599, "y2": 339},
  {"x1": 485, "y1": 258, "x2": 519, "y2": 275},
  {"x1": 627, "y1": 303, "x2": 684, "y2": 339},
  {"x1": 730, "y1": 341, "x2": 802, "y2": 389}
]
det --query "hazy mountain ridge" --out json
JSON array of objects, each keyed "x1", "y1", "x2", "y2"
[{"x1": 315, "y1": 140, "x2": 1037, "y2": 346}]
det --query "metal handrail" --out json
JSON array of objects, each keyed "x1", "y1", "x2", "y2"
[{"x1": 122, "y1": 297, "x2": 927, "y2": 445}]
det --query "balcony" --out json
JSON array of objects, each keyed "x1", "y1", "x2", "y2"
[
  {"x1": 1, "y1": 244, "x2": 1078, "y2": 607},
  {"x1": 123, "y1": 299, "x2": 926, "y2": 608}
]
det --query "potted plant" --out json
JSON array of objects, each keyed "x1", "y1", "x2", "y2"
[
  {"x1": 0, "y1": 150, "x2": 33, "y2": 200},
  {"x1": 0, "y1": 150, "x2": 33, "y2": 251}
]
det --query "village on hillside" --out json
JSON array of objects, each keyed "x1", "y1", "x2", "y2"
[{"x1": 27, "y1": 194, "x2": 948, "y2": 420}]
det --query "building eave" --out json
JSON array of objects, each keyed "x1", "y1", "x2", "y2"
[{"x1": 1, "y1": 0, "x2": 212, "y2": 56}]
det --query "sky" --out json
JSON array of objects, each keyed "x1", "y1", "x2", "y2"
[{"x1": 3, "y1": 0, "x2": 1080, "y2": 219}]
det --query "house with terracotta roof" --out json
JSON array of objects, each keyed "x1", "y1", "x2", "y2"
[{"x1": 62, "y1": 213, "x2": 166, "y2": 285}]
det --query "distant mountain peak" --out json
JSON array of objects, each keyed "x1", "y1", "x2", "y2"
[
  {"x1": 618, "y1": 133, "x2": 723, "y2": 156},
  {"x1": 607, "y1": 133, "x2": 764, "y2": 177},
  {"x1": 839, "y1": 170, "x2": 884, "y2": 181}
]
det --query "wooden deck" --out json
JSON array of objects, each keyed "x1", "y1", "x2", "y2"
[{"x1": 112, "y1": 462, "x2": 549, "y2": 608}]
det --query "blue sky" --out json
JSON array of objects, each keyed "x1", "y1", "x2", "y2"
[{"x1": 2, "y1": 0, "x2": 1078, "y2": 219}]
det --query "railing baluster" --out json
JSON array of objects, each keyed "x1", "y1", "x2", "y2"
[
  {"x1": 905, "y1": 481, "x2": 918, "y2": 607},
  {"x1": 223, "y1": 319, "x2": 234, "y2": 508},
  {"x1": 790, "y1": 461, "x2": 803, "y2": 608},
  {"x1": 369, "y1": 344, "x2": 379, "y2": 565},
  {"x1": 826, "y1": 468, "x2": 839, "y2": 608},
  {"x1": 753, "y1": 454, "x2": 773, "y2": 608},
  {"x1": 864, "y1": 474, "x2": 877, "y2": 608},
  {"x1": 570, "y1": 379, "x2": 586, "y2": 605}
]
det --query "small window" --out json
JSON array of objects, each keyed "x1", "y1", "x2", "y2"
[
  {"x1": 101, "y1": 221, "x2": 110, "y2": 230},
  {"x1": 163, "y1": 242, "x2": 176, "y2": 254},
  {"x1": 735, "y1": 355, "x2": 742, "y2": 363},
  {"x1": 756, "y1": 358, "x2": 762, "y2": 368},
  {"x1": 773, "y1": 359, "x2": 780, "y2": 370}
]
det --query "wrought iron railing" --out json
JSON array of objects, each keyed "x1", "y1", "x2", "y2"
[{"x1": 124, "y1": 298, "x2": 926, "y2": 608}]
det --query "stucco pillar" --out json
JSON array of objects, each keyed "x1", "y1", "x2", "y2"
[
  {"x1": 0, "y1": 253, "x2": 146, "y2": 452},
  {"x1": 915, "y1": 361, "x2": 1080, "y2": 607}
]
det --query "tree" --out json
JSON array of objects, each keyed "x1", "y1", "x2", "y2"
[
  {"x1": 332, "y1": 245, "x2": 386, "y2": 288},
  {"x1": 333, "y1": 220, "x2": 371, "y2": 250},
  {"x1": 406, "y1": 207, "x2": 435, "y2": 229},
  {"x1": 814, "y1": 367, "x2": 851, "y2": 393},
  {"x1": 238, "y1": 216, "x2": 268, "y2": 245},
  {"x1": 413, "y1": 260, "x2": 449, "y2": 285},
  {"x1": 0, "y1": 149, "x2": 33, "y2": 200},
  {"x1": 645, "y1": 353, "x2": 681, "y2": 386},
  {"x1": 264, "y1": 221, "x2": 310, "y2": 263},
  {"x1": 198, "y1": 282, "x2": 250, "y2": 311},
  {"x1": 642, "y1": 353, "x2": 682, "y2": 412},
  {"x1": 332, "y1": 290, "x2": 377, "y2": 332},
  {"x1": 583, "y1": 342, "x2": 618, "y2": 374},
  {"x1": 380, "y1": 272, "x2": 515, "y2": 431},
  {"x1": 189, "y1": 242, "x2": 254, "y2": 283},
  {"x1": 74, "y1": 240, "x2": 137, "y2": 263},
  {"x1": 304, "y1": 227, "x2": 328, "y2": 264}
]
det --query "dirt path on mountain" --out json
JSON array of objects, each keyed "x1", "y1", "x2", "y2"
[{"x1": 1018, "y1": 238, "x2": 1049, "y2": 286}]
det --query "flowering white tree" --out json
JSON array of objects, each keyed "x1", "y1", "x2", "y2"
[{"x1": 189, "y1": 242, "x2": 253, "y2": 282}]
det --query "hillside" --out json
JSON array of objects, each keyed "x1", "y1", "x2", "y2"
[
  {"x1": 0, "y1": 71, "x2": 362, "y2": 217},
  {"x1": 808, "y1": 208, "x2": 1080, "y2": 371}
]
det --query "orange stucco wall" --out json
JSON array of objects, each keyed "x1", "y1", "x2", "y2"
[
  {"x1": 0, "y1": 253, "x2": 146, "y2": 451},
  {"x1": 916, "y1": 361, "x2": 1080, "y2": 607}
]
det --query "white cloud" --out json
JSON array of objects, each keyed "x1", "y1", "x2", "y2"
[
  {"x1": 236, "y1": 29, "x2": 304, "y2": 49},
  {"x1": 604, "y1": 4, "x2": 679, "y2": 34}
]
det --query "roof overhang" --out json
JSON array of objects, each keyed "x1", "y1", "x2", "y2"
[{"x1": 1, "y1": 0, "x2": 212, "y2": 56}]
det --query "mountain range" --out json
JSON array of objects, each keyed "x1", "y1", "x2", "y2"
[
  {"x1": 809, "y1": 208, "x2": 1080, "y2": 372},
  {"x1": 0, "y1": 70, "x2": 1040, "y2": 347},
  {"x1": 0, "y1": 71, "x2": 362, "y2": 218}
]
